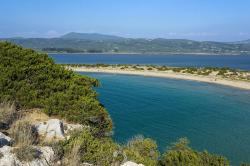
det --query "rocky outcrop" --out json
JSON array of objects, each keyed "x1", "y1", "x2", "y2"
[
  {"x1": 64, "y1": 123, "x2": 84, "y2": 135},
  {"x1": 35, "y1": 119, "x2": 65, "y2": 140},
  {"x1": 0, "y1": 117, "x2": 86, "y2": 166},
  {"x1": 0, "y1": 132, "x2": 12, "y2": 148},
  {"x1": 0, "y1": 146, "x2": 54, "y2": 166},
  {"x1": 121, "y1": 161, "x2": 145, "y2": 166},
  {"x1": 34, "y1": 119, "x2": 85, "y2": 141}
]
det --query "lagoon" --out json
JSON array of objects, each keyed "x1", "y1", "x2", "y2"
[
  {"x1": 50, "y1": 54, "x2": 250, "y2": 164},
  {"x1": 81, "y1": 72, "x2": 250, "y2": 165}
]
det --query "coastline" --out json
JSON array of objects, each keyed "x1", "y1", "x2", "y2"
[
  {"x1": 69, "y1": 67, "x2": 250, "y2": 90},
  {"x1": 47, "y1": 52, "x2": 249, "y2": 56}
]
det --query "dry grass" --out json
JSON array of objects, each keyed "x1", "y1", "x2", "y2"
[
  {"x1": 62, "y1": 141, "x2": 82, "y2": 166},
  {"x1": 22, "y1": 109, "x2": 49, "y2": 124},
  {"x1": 9, "y1": 119, "x2": 37, "y2": 147},
  {"x1": 12, "y1": 145, "x2": 41, "y2": 162},
  {"x1": 9, "y1": 119, "x2": 40, "y2": 162},
  {"x1": 0, "y1": 102, "x2": 17, "y2": 129}
]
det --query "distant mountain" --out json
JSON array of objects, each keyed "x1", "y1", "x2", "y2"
[
  {"x1": 60, "y1": 32, "x2": 125, "y2": 41},
  {"x1": 231, "y1": 39, "x2": 250, "y2": 44},
  {"x1": 1, "y1": 33, "x2": 250, "y2": 54}
]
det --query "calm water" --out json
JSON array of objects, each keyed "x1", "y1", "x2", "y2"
[
  {"x1": 51, "y1": 54, "x2": 250, "y2": 164},
  {"x1": 81, "y1": 72, "x2": 250, "y2": 165},
  {"x1": 50, "y1": 53, "x2": 250, "y2": 70}
]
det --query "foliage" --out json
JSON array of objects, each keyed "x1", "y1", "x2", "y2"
[
  {"x1": 241, "y1": 163, "x2": 250, "y2": 166},
  {"x1": 123, "y1": 136, "x2": 159, "y2": 166},
  {"x1": 159, "y1": 138, "x2": 229, "y2": 166},
  {"x1": 0, "y1": 42, "x2": 112, "y2": 134},
  {"x1": 63, "y1": 141, "x2": 82, "y2": 166},
  {"x1": 63, "y1": 129, "x2": 121, "y2": 166}
]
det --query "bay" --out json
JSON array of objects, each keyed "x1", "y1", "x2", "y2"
[{"x1": 81, "y1": 72, "x2": 250, "y2": 165}]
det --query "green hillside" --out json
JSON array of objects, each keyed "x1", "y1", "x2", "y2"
[
  {"x1": 61, "y1": 32, "x2": 125, "y2": 41},
  {"x1": 0, "y1": 41, "x2": 112, "y2": 135},
  {"x1": 1, "y1": 33, "x2": 250, "y2": 54}
]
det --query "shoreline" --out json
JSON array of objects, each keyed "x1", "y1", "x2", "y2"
[
  {"x1": 69, "y1": 67, "x2": 250, "y2": 90},
  {"x1": 47, "y1": 52, "x2": 250, "y2": 56}
]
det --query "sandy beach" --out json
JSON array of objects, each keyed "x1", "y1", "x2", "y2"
[{"x1": 68, "y1": 66, "x2": 250, "y2": 90}]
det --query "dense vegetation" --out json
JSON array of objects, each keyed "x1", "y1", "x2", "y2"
[
  {"x1": 160, "y1": 138, "x2": 229, "y2": 166},
  {"x1": 0, "y1": 42, "x2": 246, "y2": 165},
  {"x1": 0, "y1": 41, "x2": 112, "y2": 135},
  {"x1": 2, "y1": 32, "x2": 250, "y2": 54}
]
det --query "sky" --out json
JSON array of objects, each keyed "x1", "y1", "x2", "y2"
[{"x1": 1, "y1": 0, "x2": 250, "y2": 41}]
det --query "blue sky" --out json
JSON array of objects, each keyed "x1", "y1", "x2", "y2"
[{"x1": 1, "y1": 0, "x2": 250, "y2": 41}]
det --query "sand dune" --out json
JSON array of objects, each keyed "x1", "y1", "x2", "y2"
[{"x1": 69, "y1": 67, "x2": 250, "y2": 90}]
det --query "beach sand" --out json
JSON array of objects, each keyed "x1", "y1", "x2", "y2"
[{"x1": 69, "y1": 67, "x2": 250, "y2": 90}]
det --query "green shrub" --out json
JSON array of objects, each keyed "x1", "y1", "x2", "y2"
[
  {"x1": 147, "y1": 67, "x2": 153, "y2": 70},
  {"x1": 217, "y1": 70, "x2": 227, "y2": 76},
  {"x1": 172, "y1": 68, "x2": 182, "y2": 72},
  {"x1": 199, "y1": 151, "x2": 230, "y2": 166},
  {"x1": 63, "y1": 129, "x2": 120, "y2": 166},
  {"x1": 0, "y1": 42, "x2": 112, "y2": 134},
  {"x1": 63, "y1": 141, "x2": 82, "y2": 166},
  {"x1": 123, "y1": 136, "x2": 159, "y2": 166},
  {"x1": 241, "y1": 163, "x2": 250, "y2": 166},
  {"x1": 159, "y1": 138, "x2": 229, "y2": 166},
  {"x1": 45, "y1": 141, "x2": 65, "y2": 163}
]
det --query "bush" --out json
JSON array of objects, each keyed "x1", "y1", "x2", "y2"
[
  {"x1": 0, "y1": 42, "x2": 112, "y2": 134},
  {"x1": 47, "y1": 141, "x2": 65, "y2": 163},
  {"x1": 63, "y1": 129, "x2": 120, "y2": 166},
  {"x1": 159, "y1": 138, "x2": 229, "y2": 166},
  {"x1": 172, "y1": 68, "x2": 182, "y2": 72},
  {"x1": 9, "y1": 119, "x2": 37, "y2": 147},
  {"x1": 12, "y1": 145, "x2": 41, "y2": 162},
  {"x1": 241, "y1": 163, "x2": 250, "y2": 166},
  {"x1": 63, "y1": 141, "x2": 82, "y2": 166},
  {"x1": 147, "y1": 67, "x2": 153, "y2": 70},
  {"x1": 0, "y1": 102, "x2": 17, "y2": 130},
  {"x1": 123, "y1": 136, "x2": 159, "y2": 166}
]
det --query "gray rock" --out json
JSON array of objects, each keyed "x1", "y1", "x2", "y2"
[
  {"x1": 0, "y1": 146, "x2": 17, "y2": 166},
  {"x1": 0, "y1": 132, "x2": 12, "y2": 148},
  {"x1": 121, "y1": 161, "x2": 145, "y2": 166},
  {"x1": 64, "y1": 123, "x2": 83, "y2": 135},
  {"x1": 35, "y1": 119, "x2": 65, "y2": 140},
  {"x1": 0, "y1": 146, "x2": 55, "y2": 166},
  {"x1": 82, "y1": 163, "x2": 93, "y2": 166}
]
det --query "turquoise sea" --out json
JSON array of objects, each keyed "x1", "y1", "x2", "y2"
[{"x1": 81, "y1": 72, "x2": 250, "y2": 165}]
